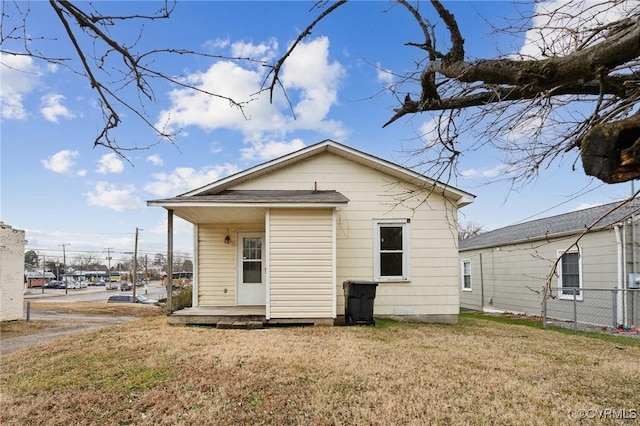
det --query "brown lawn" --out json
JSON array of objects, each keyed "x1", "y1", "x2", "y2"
[{"x1": 1, "y1": 308, "x2": 639, "y2": 425}]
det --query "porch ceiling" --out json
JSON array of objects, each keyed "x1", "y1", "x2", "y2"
[{"x1": 172, "y1": 206, "x2": 267, "y2": 224}]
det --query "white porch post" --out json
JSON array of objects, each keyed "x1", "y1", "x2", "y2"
[
  {"x1": 192, "y1": 224, "x2": 199, "y2": 307},
  {"x1": 265, "y1": 210, "x2": 271, "y2": 320},
  {"x1": 167, "y1": 209, "x2": 173, "y2": 313}
]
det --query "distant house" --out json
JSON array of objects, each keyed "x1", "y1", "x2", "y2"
[
  {"x1": 149, "y1": 140, "x2": 475, "y2": 325},
  {"x1": 459, "y1": 201, "x2": 638, "y2": 323},
  {"x1": 25, "y1": 271, "x2": 57, "y2": 288},
  {"x1": 1, "y1": 222, "x2": 26, "y2": 321}
]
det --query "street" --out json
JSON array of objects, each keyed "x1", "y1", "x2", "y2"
[{"x1": 23, "y1": 281, "x2": 168, "y2": 304}]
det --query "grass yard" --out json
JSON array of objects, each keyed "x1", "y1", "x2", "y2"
[{"x1": 2, "y1": 310, "x2": 639, "y2": 425}]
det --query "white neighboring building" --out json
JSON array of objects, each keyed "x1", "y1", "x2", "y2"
[{"x1": 1, "y1": 222, "x2": 26, "y2": 321}]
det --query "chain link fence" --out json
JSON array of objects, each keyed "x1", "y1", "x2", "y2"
[{"x1": 543, "y1": 288, "x2": 640, "y2": 334}]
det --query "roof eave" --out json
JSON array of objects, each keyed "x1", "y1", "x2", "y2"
[
  {"x1": 459, "y1": 224, "x2": 614, "y2": 252},
  {"x1": 147, "y1": 200, "x2": 349, "y2": 209}
]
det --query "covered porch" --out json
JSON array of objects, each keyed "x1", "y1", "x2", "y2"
[{"x1": 149, "y1": 190, "x2": 349, "y2": 324}]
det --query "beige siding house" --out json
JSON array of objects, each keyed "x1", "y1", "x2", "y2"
[
  {"x1": 459, "y1": 201, "x2": 638, "y2": 327},
  {"x1": 1, "y1": 222, "x2": 26, "y2": 322},
  {"x1": 149, "y1": 140, "x2": 474, "y2": 325}
]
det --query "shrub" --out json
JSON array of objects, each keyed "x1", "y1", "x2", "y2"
[{"x1": 171, "y1": 286, "x2": 192, "y2": 311}]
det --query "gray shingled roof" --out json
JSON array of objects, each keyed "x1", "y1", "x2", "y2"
[
  {"x1": 460, "y1": 200, "x2": 640, "y2": 251},
  {"x1": 153, "y1": 190, "x2": 350, "y2": 204}
]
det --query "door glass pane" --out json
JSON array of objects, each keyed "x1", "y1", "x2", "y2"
[
  {"x1": 243, "y1": 262, "x2": 261, "y2": 283},
  {"x1": 243, "y1": 238, "x2": 262, "y2": 284},
  {"x1": 243, "y1": 238, "x2": 262, "y2": 260}
]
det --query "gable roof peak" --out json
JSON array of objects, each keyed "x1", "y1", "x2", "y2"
[{"x1": 176, "y1": 140, "x2": 474, "y2": 206}]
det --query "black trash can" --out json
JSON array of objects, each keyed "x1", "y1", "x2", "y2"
[{"x1": 343, "y1": 280, "x2": 378, "y2": 326}]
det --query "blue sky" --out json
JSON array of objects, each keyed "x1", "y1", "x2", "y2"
[{"x1": 1, "y1": 1, "x2": 631, "y2": 266}]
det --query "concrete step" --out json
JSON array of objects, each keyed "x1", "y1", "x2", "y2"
[{"x1": 216, "y1": 320, "x2": 265, "y2": 329}]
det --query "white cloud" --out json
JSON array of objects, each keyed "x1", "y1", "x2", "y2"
[
  {"x1": 280, "y1": 37, "x2": 345, "y2": 131},
  {"x1": 157, "y1": 60, "x2": 266, "y2": 132},
  {"x1": 144, "y1": 164, "x2": 240, "y2": 198},
  {"x1": 85, "y1": 182, "x2": 145, "y2": 212},
  {"x1": 241, "y1": 138, "x2": 305, "y2": 161},
  {"x1": 204, "y1": 37, "x2": 230, "y2": 51},
  {"x1": 209, "y1": 143, "x2": 223, "y2": 154},
  {"x1": 146, "y1": 154, "x2": 164, "y2": 166},
  {"x1": 231, "y1": 38, "x2": 278, "y2": 63},
  {"x1": 77, "y1": 169, "x2": 87, "y2": 177},
  {"x1": 418, "y1": 115, "x2": 453, "y2": 149},
  {"x1": 156, "y1": 37, "x2": 346, "y2": 142},
  {"x1": 573, "y1": 202, "x2": 603, "y2": 211},
  {"x1": 96, "y1": 153, "x2": 125, "y2": 174},
  {"x1": 41, "y1": 150, "x2": 79, "y2": 174},
  {"x1": 520, "y1": 1, "x2": 634, "y2": 59},
  {"x1": 376, "y1": 62, "x2": 394, "y2": 85},
  {"x1": 0, "y1": 53, "x2": 41, "y2": 119},
  {"x1": 40, "y1": 93, "x2": 75, "y2": 123},
  {"x1": 461, "y1": 164, "x2": 511, "y2": 179}
]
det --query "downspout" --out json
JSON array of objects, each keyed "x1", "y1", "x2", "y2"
[
  {"x1": 479, "y1": 252, "x2": 484, "y2": 312},
  {"x1": 615, "y1": 224, "x2": 624, "y2": 326},
  {"x1": 623, "y1": 221, "x2": 628, "y2": 326}
]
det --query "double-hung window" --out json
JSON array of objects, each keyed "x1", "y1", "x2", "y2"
[
  {"x1": 461, "y1": 259, "x2": 472, "y2": 291},
  {"x1": 374, "y1": 219, "x2": 410, "y2": 281},
  {"x1": 558, "y1": 250, "x2": 582, "y2": 300}
]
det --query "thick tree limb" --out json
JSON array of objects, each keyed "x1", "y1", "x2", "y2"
[{"x1": 581, "y1": 111, "x2": 640, "y2": 183}]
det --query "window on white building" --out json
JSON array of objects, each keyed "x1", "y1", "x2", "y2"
[
  {"x1": 374, "y1": 219, "x2": 411, "y2": 281},
  {"x1": 461, "y1": 259, "x2": 472, "y2": 291},
  {"x1": 558, "y1": 250, "x2": 582, "y2": 300}
]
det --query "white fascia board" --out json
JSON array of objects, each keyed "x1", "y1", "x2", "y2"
[{"x1": 148, "y1": 201, "x2": 348, "y2": 209}]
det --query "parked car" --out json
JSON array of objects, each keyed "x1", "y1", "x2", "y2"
[
  {"x1": 55, "y1": 282, "x2": 67, "y2": 289},
  {"x1": 78, "y1": 281, "x2": 88, "y2": 288},
  {"x1": 95, "y1": 280, "x2": 106, "y2": 286},
  {"x1": 106, "y1": 281, "x2": 119, "y2": 290},
  {"x1": 66, "y1": 282, "x2": 77, "y2": 289},
  {"x1": 119, "y1": 282, "x2": 132, "y2": 291},
  {"x1": 44, "y1": 280, "x2": 62, "y2": 288},
  {"x1": 135, "y1": 295, "x2": 160, "y2": 305},
  {"x1": 107, "y1": 294, "x2": 159, "y2": 305}
]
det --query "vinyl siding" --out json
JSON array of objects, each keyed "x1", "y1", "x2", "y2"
[
  {"x1": 269, "y1": 209, "x2": 334, "y2": 318},
  {"x1": 198, "y1": 224, "x2": 264, "y2": 306},
  {"x1": 459, "y1": 229, "x2": 619, "y2": 315},
  {"x1": 235, "y1": 152, "x2": 460, "y2": 317}
]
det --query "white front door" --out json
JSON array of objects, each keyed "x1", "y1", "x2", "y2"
[{"x1": 237, "y1": 232, "x2": 266, "y2": 305}]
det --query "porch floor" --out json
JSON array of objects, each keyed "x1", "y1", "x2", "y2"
[
  {"x1": 168, "y1": 306, "x2": 266, "y2": 328},
  {"x1": 167, "y1": 306, "x2": 335, "y2": 327}
]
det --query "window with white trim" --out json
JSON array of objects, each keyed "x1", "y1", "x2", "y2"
[
  {"x1": 461, "y1": 259, "x2": 472, "y2": 291},
  {"x1": 374, "y1": 219, "x2": 410, "y2": 281},
  {"x1": 558, "y1": 250, "x2": 582, "y2": 300}
]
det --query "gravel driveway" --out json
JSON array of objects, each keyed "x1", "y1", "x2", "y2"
[{"x1": 1, "y1": 313, "x2": 138, "y2": 356}]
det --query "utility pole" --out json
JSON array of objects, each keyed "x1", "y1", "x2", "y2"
[
  {"x1": 41, "y1": 254, "x2": 46, "y2": 294},
  {"x1": 59, "y1": 243, "x2": 70, "y2": 294},
  {"x1": 104, "y1": 247, "x2": 113, "y2": 284},
  {"x1": 133, "y1": 228, "x2": 140, "y2": 300}
]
